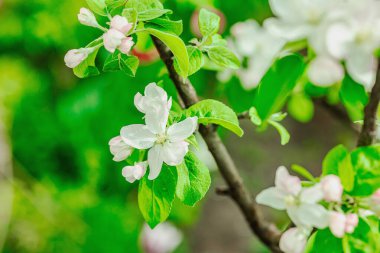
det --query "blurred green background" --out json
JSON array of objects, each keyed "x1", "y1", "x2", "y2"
[{"x1": 0, "y1": 0, "x2": 357, "y2": 252}]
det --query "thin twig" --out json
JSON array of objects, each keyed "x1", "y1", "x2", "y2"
[
  {"x1": 357, "y1": 65, "x2": 380, "y2": 147},
  {"x1": 152, "y1": 36, "x2": 282, "y2": 253}
]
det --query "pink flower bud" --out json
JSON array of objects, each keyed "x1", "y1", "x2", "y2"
[
  {"x1": 119, "y1": 37, "x2": 135, "y2": 55},
  {"x1": 78, "y1": 8, "x2": 100, "y2": 28},
  {"x1": 345, "y1": 214, "x2": 359, "y2": 234},
  {"x1": 64, "y1": 48, "x2": 93, "y2": 68},
  {"x1": 275, "y1": 166, "x2": 302, "y2": 196},
  {"x1": 329, "y1": 211, "x2": 346, "y2": 238},
  {"x1": 122, "y1": 162, "x2": 147, "y2": 183},
  {"x1": 279, "y1": 227, "x2": 309, "y2": 253},
  {"x1": 103, "y1": 28, "x2": 125, "y2": 53},
  {"x1": 110, "y1": 15, "x2": 133, "y2": 34},
  {"x1": 321, "y1": 175, "x2": 343, "y2": 202}
]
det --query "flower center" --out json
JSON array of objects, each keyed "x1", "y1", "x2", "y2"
[
  {"x1": 156, "y1": 133, "x2": 167, "y2": 144},
  {"x1": 284, "y1": 195, "x2": 297, "y2": 206}
]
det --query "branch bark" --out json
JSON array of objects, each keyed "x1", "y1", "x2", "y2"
[
  {"x1": 152, "y1": 37, "x2": 282, "y2": 253},
  {"x1": 357, "y1": 65, "x2": 380, "y2": 147}
]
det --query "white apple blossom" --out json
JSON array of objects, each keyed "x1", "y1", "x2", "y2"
[
  {"x1": 109, "y1": 135, "x2": 133, "y2": 162},
  {"x1": 64, "y1": 47, "x2": 95, "y2": 68},
  {"x1": 320, "y1": 175, "x2": 343, "y2": 202},
  {"x1": 122, "y1": 162, "x2": 148, "y2": 183},
  {"x1": 217, "y1": 20, "x2": 285, "y2": 90},
  {"x1": 279, "y1": 227, "x2": 311, "y2": 253},
  {"x1": 110, "y1": 15, "x2": 133, "y2": 34},
  {"x1": 103, "y1": 29, "x2": 126, "y2": 53},
  {"x1": 329, "y1": 211, "x2": 359, "y2": 238},
  {"x1": 307, "y1": 56, "x2": 344, "y2": 87},
  {"x1": 256, "y1": 166, "x2": 329, "y2": 229},
  {"x1": 78, "y1": 8, "x2": 101, "y2": 29},
  {"x1": 103, "y1": 15, "x2": 134, "y2": 54},
  {"x1": 141, "y1": 222, "x2": 183, "y2": 253}
]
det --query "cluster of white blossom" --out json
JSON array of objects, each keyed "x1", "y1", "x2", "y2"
[
  {"x1": 219, "y1": 0, "x2": 380, "y2": 91},
  {"x1": 109, "y1": 83, "x2": 198, "y2": 181},
  {"x1": 256, "y1": 166, "x2": 380, "y2": 253},
  {"x1": 64, "y1": 8, "x2": 135, "y2": 69}
]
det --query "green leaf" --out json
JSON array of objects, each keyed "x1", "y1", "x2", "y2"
[
  {"x1": 138, "y1": 166, "x2": 177, "y2": 228},
  {"x1": 105, "y1": 0, "x2": 127, "y2": 15},
  {"x1": 253, "y1": 55, "x2": 305, "y2": 121},
  {"x1": 174, "y1": 46, "x2": 204, "y2": 76},
  {"x1": 125, "y1": 0, "x2": 163, "y2": 12},
  {"x1": 268, "y1": 120, "x2": 290, "y2": 145},
  {"x1": 248, "y1": 107, "x2": 262, "y2": 126},
  {"x1": 146, "y1": 18, "x2": 183, "y2": 36},
  {"x1": 287, "y1": 93, "x2": 314, "y2": 123},
  {"x1": 185, "y1": 99, "x2": 244, "y2": 137},
  {"x1": 145, "y1": 27, "x2": 189, "y2": 76},
  {"x1": 206, "y1": 46, "x2": 240, "y2": 69},
  {"x1": 122, "y1": 8, "x2": 138, "y2": 31},
  {"x1": 305, "y1": 229, "x2": 343, "y2": 253},
  {"x1": 176, "y1": 152, "x2": 211, "y2": 206},
  {"x1": 138, "y1": 9, "x2": 172, "y2": 21},
  {"x1": 291, "y1": 164, "x2": 316, "y2": 181},
  {"x1": 351, "y1": 145, "x2": 380, "y2": 196},
  {"x1": 322, "y1": 144, "x2": 350, "y2": 176},
  {"x1": 270, "y1": 112, "x2": 287, "y2": 122},
  {"x1": 198, "y1": 8, "x2": 220, "y2": 37},
  {"x1": 103, "y1": 53, "x2": 139, "y2": 77},
  {"x1": 339, "y1": 154, "x2": 355, "y2": 192},
  {"x1": 186, "y1": 134, "x2": 199, "y2": 149},
  {"x1": 340, "y1": 75, "x2": 368, "y2": 121},
  {"x1": 73, "y1": 48, "x2": 100, "y2": 78},
  {"x1": 86, "y1": 0, "x2": 107, "y2": 16}
]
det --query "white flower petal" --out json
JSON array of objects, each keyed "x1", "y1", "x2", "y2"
[
  {"x1": 329, "y1": 211, "x2": 346, "y2": 238},
  {"x1": 279, "y1": 227, "x2": 309, "y2": 253},
  {"x1": 275, "y1": 166, "x2": 302, "y2": 196},
  {"x1": 256, "y1": 187, "x2": 287, "y2": 210},
  {"x1": 269, "y1": 0, "x2": 300, "y2": 21},
  {"x1": 307, "y1": 56, "x2": 344, "y2": 87},
  {"x1": 145, "y1": 82, "x2": 168, "y2": 102},
  {"x1": 300, "y1": 184, "x2": 324, "y2": 204},
  {"x1": 148, "y1": 145, "x2": 164, "y2": 180},
  {"x1": 145, "y1": 110, "x2": 169, "y2": 135},
  {"x1": 161, "y1": 141, "x2": 189, "y2": 166},
  {"x1": 167, "y1": 117, "x2": 198, "y2": 142},
  {"x1": 264, "y1": 18, "x2": 312, "y2": 41},
  {"x1": 293, "y1": 203, "x2": 329, "y2": 229},
  {"x1": 346, "y1": 50, "x2": 377, "y2": 91},
  {"x1": 120, "y1": 124, "x2": 156, "y2": 149}
]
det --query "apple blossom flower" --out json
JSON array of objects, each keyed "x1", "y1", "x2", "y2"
[
  {"x1": 320, "y1": 175, "x2": 343, "y2": 202},
  {"x1": 141, "y1": 222, "x2": 183, "y2": 253},
  {"x1": 279, "y1": 227, "x2": 311, "y2": 253},
  {"x1": 110, "y1": 15, "x2": 133, "y2": 34},
  {"x1": 78, "y1": 8, "x2": 101, "y2": 29},
  {"x1": 329, "y1": 211, "x2": 359, "y2": 238},
  {"x1": 109, "y1": 136, "x2": 133, "y2": 162},
  {"x1": 64, "y1": 47, "x2": 94, "y2": 68},
  {"x1": 119, "y1": 37, "x2": 135, "y2": 55},
  {"x1": 307, "y1": 56, "x2": 344, "y2": 87},
  {"x1": 103, "y1": 29, "x2": 126, "y2": 53},
  {"x1": 122, "y1": 162, "x2": 148, "y2": 183},
  {"x1": 256, "y1": 166, "x2": 329, "y2": 229},
  {"x1": 217, "y1": 20, "x2": 285, "y2": 90}
]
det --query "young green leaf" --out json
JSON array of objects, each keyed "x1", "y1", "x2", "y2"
[
  {"x1": 185, "y1": 99, "x2": 244, "y2": 137},
  {"x1": 176, "y1": 152, "x2": 211, "y2": 206},
  {"x1": 86, "y1": 0, "x2": 107, "y2": 16},
  {"x1": 268, "y1": 120, "x2": 290, "y2": 145},
  {"x1": 206, "y1": 46, "x2": 240, "y2": 69},
  {"x1": 145, "y1": 27, "x2": 189, "y2": 76},
  {"x1": 122, "y1": 8, "x2": 138, "y2": 30},
  {"x1": 138, "y1": 9, "x2": 172, "y2": 21},
  {"x1": 254, "y1": 55, "x2": 305, "y2": 121},
  {"x1": 322, "y1": 145, "x2": 349, "y2": 176},
  {"x1": 198, "y1": 8, "x2": 220, "y2": 37},
  {"x1": 174, "y1": 46, "x2": 204, "y2": 76},
  {"x1": 138, "y1": 166, "x2": 177, "y2": 228},
  {"x1": 73, "y1": 48, "x2": 100, "y2": 78},
  {"x1": 248, "y1": 107, "x2": 262, "y2": 126},
  {"x1": 103, "y1": 53, "x2": 139, "y2": 77},
  {"x1": 291, "y1": 164, "x2": 316, "y2": 181},
  {"x1": 105, "y1": 0, "x2": 126, "y2": 15},
  {"x1": 125, "y1": 0, "x2": 163, "y2": 13},
  {"x1": 146, "y1": 18, "x2": 183, "y2": 36},
  {"x1": 338, "y1": 154, "x2": 355, "y2": 192},
  {"x1": 304, "y1": 229, "x2": 343, "y2": 253}
]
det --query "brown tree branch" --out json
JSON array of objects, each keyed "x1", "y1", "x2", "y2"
[
  {"x1": 152, "y1": 37, "x2": 282, "y2": 253},
  {"x1": 357, "y1": 65, "x2": 380, "y2": 147}
]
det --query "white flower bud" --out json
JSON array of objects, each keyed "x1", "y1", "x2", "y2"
[
  {"x1": 78, "y1": 8, "x2": 100, "y2": 28},
  {"x1": 321, "y1": 175, "x2": 343, "y2": 202},
  {"x1": 109, "y1": 136, "x2": 133, "y2": 162},
  {"x1": 122, "y1": 162, "x2": 147, "y2": 183},
  {"x1": 110, "y1": 15, "x2": 133, "y2": 34},
  {"x1": 345, "y1": 214, "x2": 359, "y2": 234},
  {"x1": 279, "y1": 227, "x2": 309, "y2": 253},
  {"x1": 119, "y1": 37, "x2": 135, "y2": 55},
  {"x1": 141, "y1": 222, "x2": 183, "y2": 253},
  {"x1": 329, "y1": 211, "x2": 346, "y2": 238},
  {"x1": 64, "y1": 48, "x2": 93, "y2": 68},
  {"x1": 103, "y1": 28, "x2": 125, "y2": 53}
]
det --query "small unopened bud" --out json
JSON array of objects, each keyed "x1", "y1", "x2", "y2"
[
  {"x1": 119, "y1": 37, "x2": 135, "y2": 55},
  {"x1": 64, "y1": 48, "x2": 93, "y2": 68},
  {"x1": 110, "y1": 15, "x2": 133, "y2": 34},
  {"x1": 103, "y1": 28, "x2": 125, "y2": 53},
  {"x1": 78, "y1": 8, "x2": 100, "y2": 28},
  {"x1": 329, "y1": 211, "x2": 346, "y2": 238},
  {"x1": 345, "y1": 214, "x2": 359, "y2": 234},
  {"x1": 279, "y1": 227, "x2": 309, "y2": 253},
  {"x1": 122, "y1": 162, "x2": 147, "y2": 183},
  {"x1": 321, "y1": 175, "x2": 343, "y2": 202}
]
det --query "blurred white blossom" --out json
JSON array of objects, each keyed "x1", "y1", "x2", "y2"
[
  {"x1": 141, "y1": 222, "x2": 183, "y2": 253},
  {"x1": 280, "y1": 227, "x2": 310, "y2": 253}
]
